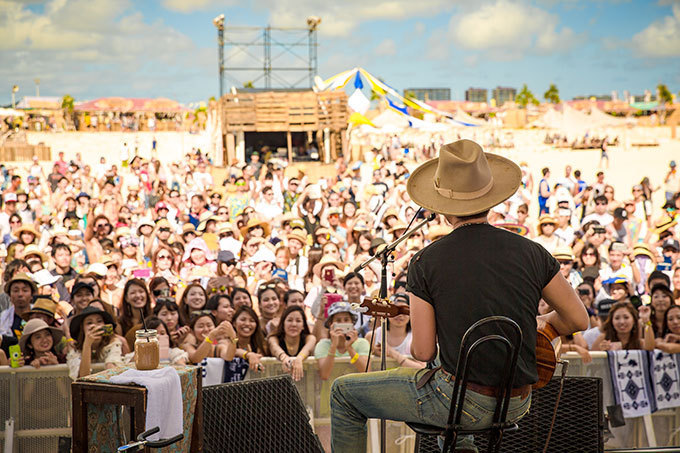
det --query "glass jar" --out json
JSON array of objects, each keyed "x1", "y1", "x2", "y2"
[{"x1": 134, "y1": 329, "x2": 160, "y2": 370}]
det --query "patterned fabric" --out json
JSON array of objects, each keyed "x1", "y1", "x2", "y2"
[
  {"x1": 607, "y1": 350, "x2": 656, "y2": 418},
  {"x1": 80, "y1": 364, "x2": 199, "y2": 452},
  {"x1": 650, "y1": 350, "x2": 680, "y2": 411}
]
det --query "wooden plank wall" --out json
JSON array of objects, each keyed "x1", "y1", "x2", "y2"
[
  {"x1": 220, "y1": 91, "x2": 348, "y2": 133},
  {"x1": 0, "y1": 144, "x2": 51, "y2": 162}
]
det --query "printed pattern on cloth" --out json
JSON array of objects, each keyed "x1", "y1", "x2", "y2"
[
  {"x1": 650, "y1": 350, "x2": 680, "y2": 411},
  {"x1": 607, "y1": 350, "x2": 656, "y2": 418}
]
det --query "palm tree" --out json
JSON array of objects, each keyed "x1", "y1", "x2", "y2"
[{"x1": 543, "y1": 84, "x2": 560, "y2": 104}]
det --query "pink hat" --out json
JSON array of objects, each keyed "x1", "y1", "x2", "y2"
[{"x1": 182, "y1": 237, "x2": 215, "y2": 263}]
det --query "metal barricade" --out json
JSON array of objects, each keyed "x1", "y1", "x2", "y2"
[{"x1": 0, "y1": 354, "x2": 678, "y2": 452}]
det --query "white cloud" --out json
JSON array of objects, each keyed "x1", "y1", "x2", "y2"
[
  {"x1": 448, "y1": 0, "x2": 584, "y2": 60},
  {"x1": 0, "y1": 0, "x2": 212, "y2": 100},
  {"x1": 414, "y1": 22, "x2": 426, "y2": 35},
  {"x1": 374, "y1": 39, "x2": 397, "y2": 56},
  {"x1": 631, "y1": 4, "x2": 680, "y2": 57}
]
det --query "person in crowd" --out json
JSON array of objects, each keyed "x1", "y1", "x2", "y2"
[
  {"x1": 268, "y1": 305, "x2": 316, "y2": 381},
  {"x1": 315, "y1": 301, "x2": 369, "y2": 380},
  {"x1": 645, "y1": 284, "x2": 674, "y2": 337},
  {"x1": 553, "y1": 246, "x2": 582, "y2": 288},
  {"x1": 180, "y1": 237, "x2": 216, "y2": 280},
  {"x1": 117, "y1": 278, "x2": 152, "y2": 346},
  {"x1": 66, "y1": 306, "x2": 124, "y2": 379},
  {"x1": 231, "y1": 287, "x2": 253, "y2": 309},
  {"x1": 653, "y1": 305, "x2": 680, "y2": 353},
  {"x1": 0, "y1": 272, "x2": 37, "y2": 340},
  {"x1": 533, "y1": 214, "x2": 563, "y2": 253},
  {"x1": 181, "y1": 312, "x2": 236, "y2": 364},
  {"x1": 229, "y1": 306, "x2": 268, "y2": 381},
  {"x1": 178, "y1": 283, "x2": 208, "y2": 325},
  {"x1": 20, "y1": 318, "x2": 66, "y2": 368},
  {"x1": 592, "y1": 301, "x2": 653, "y2": 351},
  {"x1": 206, "y1": 293, "x2": 234, "y2": 324},
  {"x1": 257, "y1": 282, "x2": 283, "y2": 334}
]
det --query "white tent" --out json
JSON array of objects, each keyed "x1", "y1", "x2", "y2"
[
  {"x1": 454, "y1": 109, "x2": 486, "y2": 126},
  {"x1": 371, "y1": 109, "x2": 410, "y2": 129},
  {"x1": 0, "y1": 108, "x2": 24, "y2": 117},
  {"x1": 589, "y1": 107, "x2": 629, "y2": 127}
]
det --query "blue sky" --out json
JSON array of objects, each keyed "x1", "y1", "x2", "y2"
[{"x1": 1, "y1": 0, "x2": 679, "y2": 105}]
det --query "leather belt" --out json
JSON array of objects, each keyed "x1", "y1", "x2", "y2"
[{"x1": 416, "y1": 366, "x2": 531, "y2": 399}]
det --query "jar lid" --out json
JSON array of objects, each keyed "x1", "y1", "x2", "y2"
[{"x1": 135, "y1": 329, "x2": 157, "y2": 338}]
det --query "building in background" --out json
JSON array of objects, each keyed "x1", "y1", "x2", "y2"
[
  {"x1": 403, "y1": 88, "x2": 451, "y2": 102},
  {"x1": 491, "y1": 86, "x2": 516, "y2": 106},
  {"x1": 465, "y1": 88, "x2": 488, "y2": 103}
]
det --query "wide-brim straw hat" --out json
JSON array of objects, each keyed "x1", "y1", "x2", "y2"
[
  {"x1": 239, "y1": 217, "x2": 271, "y2": 238},
  {"x1": 654, "y1": 216, "x2": 677, "y2": 235},
  {"x1": 197, "y1": 212, "x2": 218, "y2": 232},
  {"x1": 23, "y1": 244, "x2": 48, "y2": 263},
  {"x1": 69, "y1": 306, "x2": 115, "y2": 340},
  {"x1": 633, "y1": 243, "x2": 655, "y2": 260},
  {"x1": 15, "y1": 224, "x2": 41, "y2": 240},
  {"x1": 19, "y1": 319, "x2": 64, "y2": 352},
  {"x1": 406, "y1": 139, "x2": 521, "y2": 216},
  {"x1": 537, "y1": 214, "x2": 558, "y2": 233},
  {"x1": 5, "y1": 272, "x2": 37, "y2": 294},
  {"x1": 287, "y1": 229, "x2": 308, "y2": 246},
  {"x1": 552, "y1": 245, "x2": 575, "y2": 261},
  {"x1": 388, "y1": 222, "x2": 408, "y2": 235},
  {"x1": 493, "y1": 223, "x2": 528, "y2": 237},
  {"x1": 427, "y1": 224, "x2": 453, "y2": 241},
  {"x1": 313, "y1": 255, "x2": 346, "y2": 278},
  {"x1": 21, "y1": 295, "x2": 58, "y2": 321}
]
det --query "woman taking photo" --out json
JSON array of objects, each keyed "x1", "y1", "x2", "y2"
[
  {"x1": 20, "y1": 319, "x2": 66, "y2": 369},
  {"x1": 268, "y1": 305, "x2": 316, "y2": 381},
  {"x1": 227, "y1": 306, "x2": 268, "y2": 382},
  {"x1": 314, "y1": 301, "x2": 369, "y2": 380},
  {"x1": 181, "y1": 312, "x2": 236, "y2": 364},
  {"x1": 66, "y1": 306, "x2": 124, "y2": 379},
  {"x1": 593, "y1": 301, "x2": 653, "y2": 351}
]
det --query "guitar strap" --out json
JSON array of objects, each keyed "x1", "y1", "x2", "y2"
[{"x1": 542, "y1": 359, "x2": 569, "y2": 453}]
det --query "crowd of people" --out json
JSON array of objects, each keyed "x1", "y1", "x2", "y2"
[{"x1": 0, "y1": 141, "x2": 679, "y2": 384}]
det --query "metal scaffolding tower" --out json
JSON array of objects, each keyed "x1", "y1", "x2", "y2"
[{"x1": 212, "y1": 17, "x2": 321, "y2": 92}]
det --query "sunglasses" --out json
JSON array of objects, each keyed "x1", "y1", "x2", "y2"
[
  {"x1": 96, "y1": 223, "x2": 109, "y2": 229},
  {"x1": 258, "y1": 283, "x2": 277, "y2": 292},
  {"x1": 212, "y1": 195, "x2": 222, "y2": 199},
  {"x1": 558, "y1": 261, "x2": 572, "y2": 266},
  {"x1": 190, "y1": 310, "x2": 213, "y2": 318},
  {"x1": 235, "y1": 181, "x2": 246, "y2": 186},
  {"x1": 157, "y1": 255, "x2": 172, "y2": 260},
  {"x1": 159, "y1": 228, "x2": 171, "y2": 233},
  {"x1": 152, "y1": 288, "x2": 170, "y2": 297},
  {"x1": 211, "y1": 285, "x2": 228, "y2": 293}
]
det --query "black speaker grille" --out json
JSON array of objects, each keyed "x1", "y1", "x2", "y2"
[
  {"x1": 417, "y1": 377, "x2": 603, "y2": 453},
  {"x1": 202, "y1": 375, "x2": 324, "y2": 453}
]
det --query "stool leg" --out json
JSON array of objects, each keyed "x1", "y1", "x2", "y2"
[{"x1": 413, "y1": 433, "x2": 420, "y2": 453}]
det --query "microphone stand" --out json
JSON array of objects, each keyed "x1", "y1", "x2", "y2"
[{"x1": 354, "y1": 212, "x2": 435, "y2": 453}]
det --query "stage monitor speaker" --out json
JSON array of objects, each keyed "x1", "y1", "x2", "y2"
[
  {"x1": 202, "y1": 375, "x2": 324, "y2": 453},
  {"x1": 417, "y1": 376, "x2": 604, "y2": 453}
]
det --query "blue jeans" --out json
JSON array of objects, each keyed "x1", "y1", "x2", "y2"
[{"x1": 331, "y1": 367, "x2": 531, "y2": 453}]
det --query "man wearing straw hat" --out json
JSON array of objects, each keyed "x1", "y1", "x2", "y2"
[{"x1": 330, "y1": 140, "x2": 589, "y2": 453}]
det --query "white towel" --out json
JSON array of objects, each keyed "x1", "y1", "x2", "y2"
[
  {"x1": 607, "y1": 350, "x2": 656, "y2": 418},
  {"x1": 199, "y1": 357, "x2": 227, "y2": 387},
  {"x1": 110, "y1": 367, "x2": 183, "y2": 441},
  {"x1": 650, "y1": 350, "x2": 680, "y2": 411}
]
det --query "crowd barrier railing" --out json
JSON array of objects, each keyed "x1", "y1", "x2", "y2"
[{"x1": 0, "y1": 354, "x2": 678, "y2": 452}]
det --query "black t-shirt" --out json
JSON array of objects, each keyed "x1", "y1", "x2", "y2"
[{"x1": 407, "y1": 223, "x2": 559, "y2": 387}]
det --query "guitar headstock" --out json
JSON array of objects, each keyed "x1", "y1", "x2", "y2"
[{"x1": 356, "y1": 296, "x2": 410, "y2": 318}]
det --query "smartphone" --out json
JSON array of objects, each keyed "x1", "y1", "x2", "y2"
[
  {"x1": 324, "y1": 293, "x2": 343, "y2": 317},
  {"x1": 593, "y1": 226, "x2": 606, "y2": 234},
  {"x1": 612, "y1": 242, "x2": 627, "y2": 252},
  {"x1": 159, "y1": 335, "x2": 170, "y2": 362},
  {"x1": 323, "y1": 268, "x2": 335, "y2": 284},
  {"x1": 610, "y1": 341, "x2": 623, "y2": 351},
  {"x1": 333, "y1": 322, "x2": 353, "y2": 334},
  {"x1": 577, "y1": 288, "x2": 590, "y2": 296},
  {"x1": 9, "y1": 344, "x2": 21, "y2": 368},
  {"x1": 100, "y1": 324, "x2": 114, "y2": 336}
]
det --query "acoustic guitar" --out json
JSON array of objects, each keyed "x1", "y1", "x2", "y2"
[{"x1": 355, "y1": 297, "x2": 561, "y2": 389}]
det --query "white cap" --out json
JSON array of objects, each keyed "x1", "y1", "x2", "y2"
[{"x1": 86, "y1": 262, "x2": 108, "y2": 277}]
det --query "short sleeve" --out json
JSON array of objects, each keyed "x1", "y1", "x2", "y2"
[
  {"x1": 405, "y1": 250, "x2": 433, "y2": 304},
  {"x1": 314, "y1": 339, "x2": 331, "y2": 359},
  {"x1": 539, "y1": 246, "x2": 561, "y2": 288},
  {"x1": 351, "y1": 338, "x2": 370, "y2": 356}
]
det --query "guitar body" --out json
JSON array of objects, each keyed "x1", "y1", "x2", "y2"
[{"x1": 534, "y1": 323, "x2": 560, "y2": 389}]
